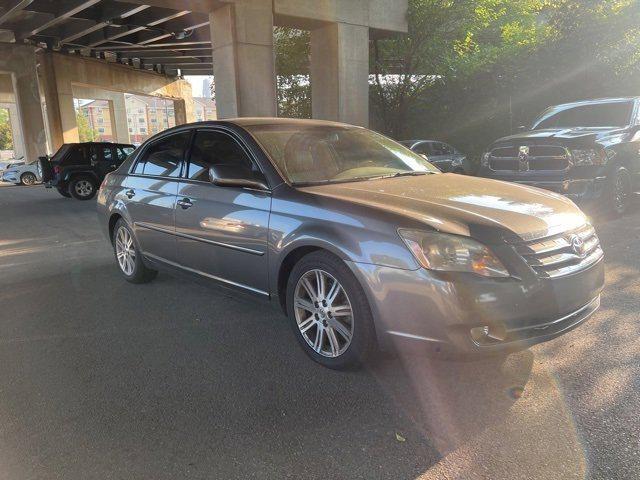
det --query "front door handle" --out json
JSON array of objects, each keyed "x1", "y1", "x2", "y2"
[
  {"x1": 125, "y1": 189, "x2": 135, "y2": 199},
  {"x1": 177, "y1": 197, "x2": 193, "y2": 209}
]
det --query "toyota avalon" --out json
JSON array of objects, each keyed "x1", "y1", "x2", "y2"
[{"x1": 97, "y1": 119, "x2": 604, "y2": 369}]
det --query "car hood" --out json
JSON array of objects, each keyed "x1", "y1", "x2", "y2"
[
  {"x1": 493, "y1": 127, "x2": 628, "y2": 147},
  {"x1": 301, "y1": 173, "x2": 587, "y2": 241}
]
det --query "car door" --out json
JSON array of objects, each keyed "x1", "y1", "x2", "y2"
[
  {"x1": 123, "y1": 130, "x2": 192, "y2": 263},
  {"x1": 92, "y1": 144, "x2": 117, "y2": 178},
  {"x1": 175, "y1": 128, "x2": 272, "y2": 296}
]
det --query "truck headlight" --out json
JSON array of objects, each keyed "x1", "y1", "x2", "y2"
[
  {"x1": 481, "y1": 152, "x2": 490, "y2": 166},
  {"x1": 570, "y1": 148, "x2": 607, "y2": 166},
  {"x1": 398, "y1": 230, "x2": 510, "y2": 278}
]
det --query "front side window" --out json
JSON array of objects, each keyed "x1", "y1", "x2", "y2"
[
  {"x1": 246, "y1": 125, "x2": 438, "y2": 185},
  {"x1": 102, "y1": 147, "x2": 113, "y2": 162},
  {"x1": 132, "y1": 131, "x2": 190, "y2": 177},
  {"x1": 413, "y1": 142, "x2": 432, "y2": 156},
  {"x1": 187, "y1": 130, "x2": 265, "y2": 183},
  {"x1": 533, "y1": 101, "x2": 634, "y2": 129}
]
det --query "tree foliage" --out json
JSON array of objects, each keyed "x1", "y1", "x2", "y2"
[
  {"x1": 0, "y1": 108, "x2": 13, "y2": 151},
  {"x1": 273, "y1": 1, "x2": 640, "y2": 164},
  {"x1": 76, "y1": 110, "x2": 98, "y2": 142}
]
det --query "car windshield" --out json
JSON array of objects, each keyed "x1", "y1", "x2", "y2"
[
  {"x1": 246, "y1": 124, "x2": 439, "y2": 185},
  {"x1": 532, "y1": 101, "x2": 634, "y2": 129}
]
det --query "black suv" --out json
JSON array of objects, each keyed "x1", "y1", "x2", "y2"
[
  {"x1": 479, "y1": 97, "x2": 640, "y2": 215},
  {"x1": 41, "y1": 142, "x2": 135, "y2": 200}
]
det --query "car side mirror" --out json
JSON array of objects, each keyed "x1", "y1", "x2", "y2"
[{"x1": 209, "y1": 166, "x2": 269, "y2": 191}]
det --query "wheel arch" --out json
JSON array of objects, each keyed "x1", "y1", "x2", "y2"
[
  {"x1": 108, "y1": 212, "x2": 123, "y2": 244},
  {"x1": 275, "y1": 241, "x2": 348, "y2": 315}
]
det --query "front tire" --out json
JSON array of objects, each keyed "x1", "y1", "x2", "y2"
[
  {"x1": 112, "y1": 219, "x2": 157, "y2": 284},
  {"x1": 609, "y1": 166, "x2": 631, "y2": 216},
  {"x1": 286, "y1": 251, "x2": 376, "y2": 369},
  {"x1": 20, "y1": 172, "x2": 37, "y2": 186},
  {"x1": 69, "y1": 175, "x2": 97, "y2": 200}
]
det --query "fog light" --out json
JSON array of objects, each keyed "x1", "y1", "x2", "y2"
[{"x1": 470, "y1": 324, "x2": 507, "y2": 346}]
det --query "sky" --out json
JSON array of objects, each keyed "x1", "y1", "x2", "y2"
[{"x1": 185, "y1": 75, "x2": 213, "y2": 98}]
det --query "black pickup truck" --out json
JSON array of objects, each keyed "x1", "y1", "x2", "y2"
[
  {"x1": 478, "y1": 97, "x2": 640, "y2": 215},
  {"x1": 40, "y1": 142, "x2": 135, "y2": 200}
]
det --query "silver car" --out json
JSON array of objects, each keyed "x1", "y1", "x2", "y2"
[
  {"x1": 97, "y1": 119, "x2": 604, "y2": 369},
  {"x1": 1, "y1": 159, "x2": 41, "y2": 185}
]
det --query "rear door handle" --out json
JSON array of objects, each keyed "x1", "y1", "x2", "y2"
[
  {"x1": 177, "y1": 197, "x2": 193, "y2": 209},
  {"x1": 125, "y1": 189, "x2": 135, "y2": 199}
]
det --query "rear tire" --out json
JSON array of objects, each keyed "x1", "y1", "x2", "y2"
[
  {"x1": 20, "y1": 172, "x2": 37, "y2": 186},
  {"x1": 286, "y1": 250, "x2": 376, "y2": 370},
  {"x1": 112, "y1": 219, "x2": 157, "y2": 284},
  {"x1": 69, "y1": 175, "x2": 97, "y2": 200},
  {"x1": 609, "y1": 167, "x2": 631, "y2": 216}
]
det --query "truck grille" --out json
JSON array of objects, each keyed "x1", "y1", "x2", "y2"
[
  {"x1": 512, "y1": 224, "x2": 603, "y2": 278},
  {"x1": 489, "y1": 145, "x2": 570, "y2": 172}
]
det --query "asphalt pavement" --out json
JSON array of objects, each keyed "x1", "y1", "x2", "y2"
[{"x1": 0, "y1": 183, "x2": 638, "y2": 479}]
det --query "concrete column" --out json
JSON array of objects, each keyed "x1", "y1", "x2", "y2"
[
  {"x1": 0, "y1": 44, "x2": 47, "y2": 161},
  {"x1": 109, "y1": 94, "x2": 130, "y2": 143},
  {"x1": 210, "y1": 0, "x2": 277, "y2": 118},
  {"x1": 310, "y1": 23, "x2": 370, "y2": 126}
]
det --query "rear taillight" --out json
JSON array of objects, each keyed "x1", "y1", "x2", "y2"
[{"x1": 53, "y1": 166, "x2": 61, "y2": 175}]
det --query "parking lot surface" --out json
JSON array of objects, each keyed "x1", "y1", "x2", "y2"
[{"x1": 0, "y1": 184, "x2": 638, "y2": 479}]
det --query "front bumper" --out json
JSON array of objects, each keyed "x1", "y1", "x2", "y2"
[
  {"x1": 347, "y1": 255, "x2": 604, "y2": 354},
  {"x1": 478, "y1": 168, "x2": 608, "y2": 206},
  {"x1": 2, "y1": 172, "x2": 20, "y2": 184}
]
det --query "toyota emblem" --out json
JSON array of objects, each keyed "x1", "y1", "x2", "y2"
[{"x1": 570, "y1": 235, "x2": 585, "y2": 257}]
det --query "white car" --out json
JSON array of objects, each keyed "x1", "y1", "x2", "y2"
[{"x1": 1, "y1": 160, "x2": 41, "y2": 185}]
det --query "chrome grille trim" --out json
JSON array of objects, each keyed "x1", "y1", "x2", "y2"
[
  {"x1": 489, "y1": 144, "x2": 570, "y2": 172},
  {"x1": 512, "y1": 224, "x2": 603, "y2": 278}
]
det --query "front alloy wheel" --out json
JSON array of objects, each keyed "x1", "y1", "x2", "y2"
[
  {"x1": 294, "y1": 269, "x2": 354, "y2": 358},
  {"x1": 21, "y1": 172, "x2": 37, "y2": 186},
  {"x1": 286, "y1": 251, "x2": 375, "y2": 369}
]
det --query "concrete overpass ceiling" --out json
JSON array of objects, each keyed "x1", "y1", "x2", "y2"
[{"x1": 0, "y1": 0, "x2": 215, "y2": 76}]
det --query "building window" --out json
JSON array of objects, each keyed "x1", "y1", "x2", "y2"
[
  {"x1": 140, "y1": 127, "x2": 146, "y2": 133},
  {"x1": 97, "y1": 117, "x2": 104, "y2": 124},
  {"x1": 128, "y1": 117, "x2": 132, "y2": 123},
  {"x1": 138, "y1": 117, "x2": 145, "y2": 123},
  {"x1": 151, "y1": 118, "x2": 157, "y2": 123},
  {"x1": 128, "y1": 127, "x2": 133, "y2": 133},
  {"x1": 98, "y1": 127, "x2": 105, "y2": 133},
  {"x1": 138, "y1": 108, "x2": 144, "y2": 114}
]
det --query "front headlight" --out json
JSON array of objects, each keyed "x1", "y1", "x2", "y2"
[
  {"x1": 398, "y1": 230, "x2": 510, "y2": 278},
  {"x1": 481, "y1": 152, "x2": 490, "y2": 166},
  {"x1": 570, "y1": 148, "x2": 607, "y2": 166}
]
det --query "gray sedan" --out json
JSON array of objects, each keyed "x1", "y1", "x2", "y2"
[
  {"x1": 400, "y1": 140, "x2": 467, "y2": 173},
  {"x1": 97, "y1": 119, "x2": 604, "y2": 369}
]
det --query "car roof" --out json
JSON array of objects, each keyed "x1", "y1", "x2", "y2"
[
  {"x1": 549, "y1": 97, "x2": 639, "y2": 110},
  {"x1": 62, "y1": 142, "x2": 135, "y2": 147}
]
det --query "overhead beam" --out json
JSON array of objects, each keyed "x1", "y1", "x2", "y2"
[
  {"x1": 58, "y1": 4, "x2": 151, "y2": 45},
  {"x1": 112, "y1": 47, "x2": 212, "y2": 55},
  {"x1": 172, "y1": 68, "x2": 213, "y2": 75},
  {"x1": 94, "y1": 40, "x2": 210, "y2": 50},
  {"x1": 89, "y1": 9, "x2": 191, "y2": 47},
  {"x1": 0, "y1": 0, "x2": 33, "y2": 27},
  {"x1": 138, "y1": 20, "x2": 209, "y2": 45},
  {"x1": 132, "y1": 55, "x2": 212, "y2": 61},
  {"x1": 18, "y1": 0, "x2": 101, "y2": 39}
]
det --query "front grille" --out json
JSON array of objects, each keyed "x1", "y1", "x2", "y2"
[
  {"x1": 489, "y1": 145, "x2": 570, "y2": 172},
  {"x1": 512, "y1": 224, "x2": 603, "y2": 278}
]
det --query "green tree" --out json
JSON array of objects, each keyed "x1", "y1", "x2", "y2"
[
  {"x1": 76, "y1": 110, "x2": 98, "y2": 142},
  {"x1": 274, "y1": 27, "x2": 311, "y2": 118},
  {"x1": 0, "y1": 108, "x2": 13, "y2": 151}
]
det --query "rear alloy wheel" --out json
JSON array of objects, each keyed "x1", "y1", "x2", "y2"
[
  {"x1": 20, "y1": 172, "x2": 37, "y2": 186},
  {"x1": 113, "y1": 219, "x2": 157, "y2": 284},
  {"x1": 610, "y1": 167, "x2": 631, "y2": 216},
  {"x1": 286, "y1": 251, "x2": 375, "y2": 369},
  {"x1": 69, "y1": 175, "x2": 97, "y2": 200}
]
